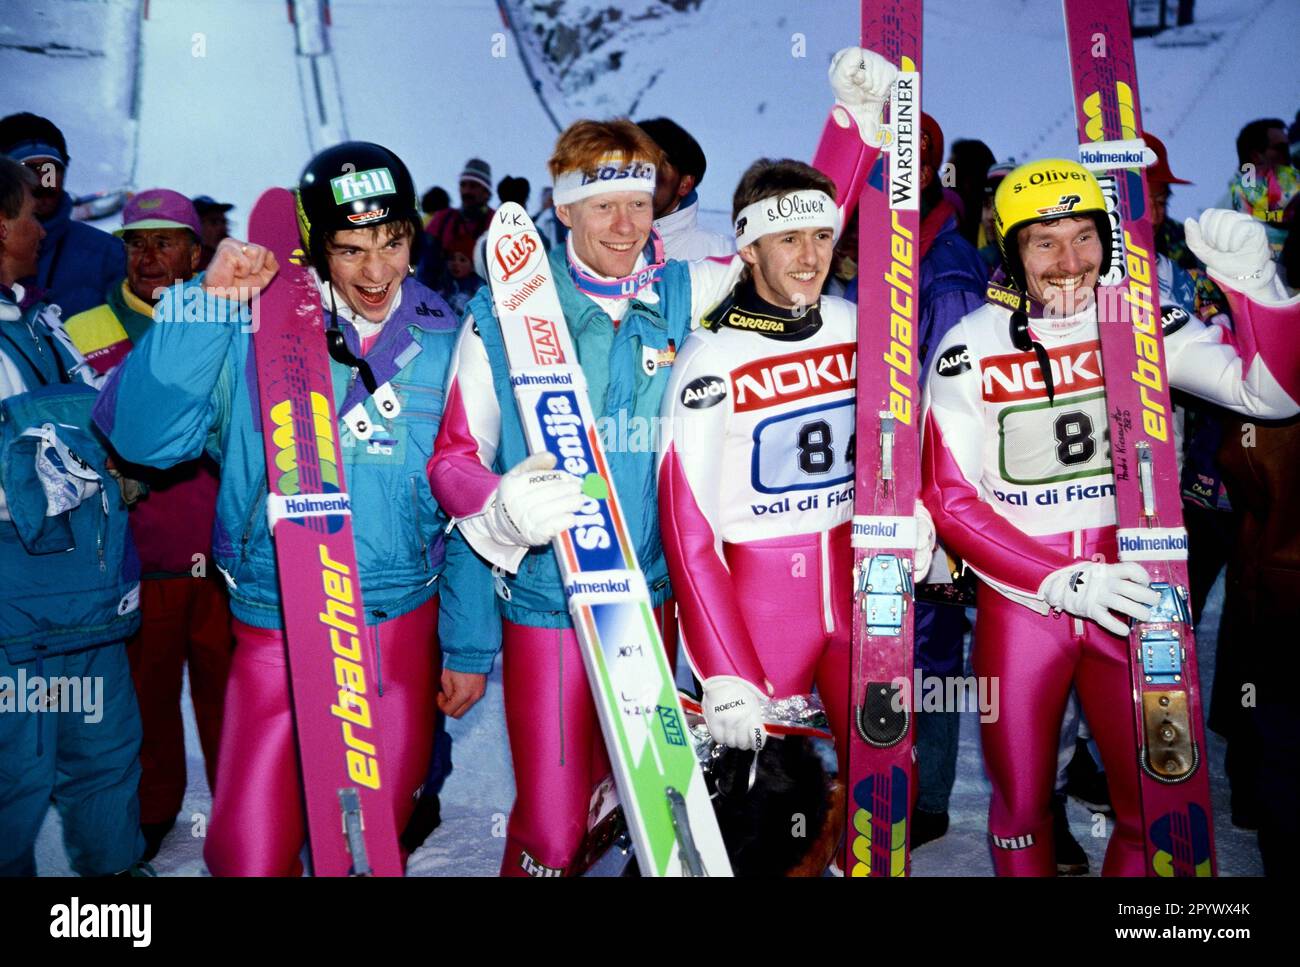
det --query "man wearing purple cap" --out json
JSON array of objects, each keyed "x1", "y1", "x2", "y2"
[{"x1": 64, "y1": 188, "x2": 232, "y2": 863}]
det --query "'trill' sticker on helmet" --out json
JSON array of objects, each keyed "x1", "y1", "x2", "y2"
[{"x1": 330, "y1": 167, "x2": 396, "y2": 204}]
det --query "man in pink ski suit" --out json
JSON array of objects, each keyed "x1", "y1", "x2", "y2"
[
  {"x1": 921, "y1": 158, "x2": 1300, "y2": 875},
  {"x1": 656, "y1": 156, "x2": 935, "y2": 770}
]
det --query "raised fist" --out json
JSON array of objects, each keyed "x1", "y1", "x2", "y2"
[{"x1": 202, "y1": 238, "x2": 279, "y2": 299}]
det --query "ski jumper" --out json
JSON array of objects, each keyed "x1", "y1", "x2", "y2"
[
  {"x1": 94, "y1": 275, "x2": 497, "y2": 875},
  {"x1": 657, "y1": 283, "x2": 858, "y2": 770},
  {"x1": 921, "y1": 279, "x2": 1300, "y2": 876},
  {"x1": 429, "y1": 241, "x2": 742, "y2": 876}
]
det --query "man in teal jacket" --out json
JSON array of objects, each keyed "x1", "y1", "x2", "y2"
[
  {"x1": 0, "y1": 156, "x2": 144, "y2": 877},
  {"x1": 94, "y1": 143, "x2": 497, "y2": 876}
]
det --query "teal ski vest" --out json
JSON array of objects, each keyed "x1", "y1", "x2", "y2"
[{"x1": 468, "y1": 247, "x2": 694, "y2": 627}]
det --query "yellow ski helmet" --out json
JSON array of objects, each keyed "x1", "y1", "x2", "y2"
[{"x1": 993, "y1": 158, "x2": 1112, "y2": 292}]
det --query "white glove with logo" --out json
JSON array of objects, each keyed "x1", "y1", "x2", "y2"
[
  {"x1": 1039, "y1": 561, "x2": 1161, "y2": 636},
  {"x1": 913, "y1": 500, "x2": 936, "y2": 579},
  {"x1": 702, "y1": 676, "x2": 768, "y2": 752},
  {"x1": 1184, "y1": 209, "x2": 1277, "y2": 296},
  {"x1": 482, "y1": 452, "x2": 585, "y2": 549},
  {"x1": 828, "y1": 47, "x2": 898, "y2": 147}
]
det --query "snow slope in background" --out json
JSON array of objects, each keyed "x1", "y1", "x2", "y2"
[{"x1": 5, "y1": 0, "x2": 1295, "y2": 235}]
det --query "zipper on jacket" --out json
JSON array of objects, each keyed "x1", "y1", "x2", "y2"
[
  {"x1": 411, "y1": 476, "x2": 428, "y2": 571},
  {"x1": 96, "y1": 489, "x2": 109, "y2": 571},
  {"x1": 239, "y1": 478, "x2": 268, "y2": 562}
]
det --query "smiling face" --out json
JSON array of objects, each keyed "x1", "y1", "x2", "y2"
[
  {"x1": 1017, "y1": 216, "x2": 1102, "y2": 317},
  {"x1": 324, "y1": 222, "x2": 412, "y2": 322},
  {"x1": 741, "y1": 225, "x2": 835, "y2": 310},
  {"x1": 124, "y1": 227, "x2": 199, "y2": 304},
  {"x1": 557, "y1": 191, "x2": 653, "y2": 278}
]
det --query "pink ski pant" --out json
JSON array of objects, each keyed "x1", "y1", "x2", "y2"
[
  {"x1": 974, "y1": 527, "x2": 1146, "y2": 876},
  {"x1": 204, "y1": 596, "x2": 440, "y2": 877},
  {"x1": 501, "y1": 527, "x2": 852, "y2": 877}
]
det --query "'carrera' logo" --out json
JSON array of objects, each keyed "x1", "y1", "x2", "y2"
[
  {"x1": 526, "y1": 316, "x2": 565, "y2": 366},
  {"x1": 681, "y1": 375, "x2": 726, "y2": 408},
  {"x1": 981, "y1": 342, "x2": 1103, "y2": 403},
  {"x1": 936, "y1": 344, "x2": 971, "y2": 377},
  {"x1": 724, "y1": 309, "x2": 788, "y2": 333},
  {"x1": 731, "y1": 342, "x2": 856, "y2": 412}
]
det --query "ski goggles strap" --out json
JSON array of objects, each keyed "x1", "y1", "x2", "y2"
[
  {"x1": 733, "y1": 190, "x2": 839, "y2": 249},
  {"x1": 566, "y1": 232, "x2": 667, "y2": 301},
  {"x1": 552, "y1": 158, "x2": 657, "y2": 206}
]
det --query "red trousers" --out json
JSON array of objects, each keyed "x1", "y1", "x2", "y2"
[
  {"x1": 203, "y1": 596, "x2": 440, "y2": 876},
  {"x1": 126, "y1": 576, "x2": 233, "y2": 826}
]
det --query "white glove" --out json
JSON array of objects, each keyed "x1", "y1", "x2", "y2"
[
  {"x1": 1039, "y1": 561, "x2": 1161, "y2": 637},
  {"x1": 482, "y1": 452, "x2": 585, "y2": 549},
  {"x1": 1184, "y1": 209, "x2": 1276, "y2": 295},
  {"x1": 702, "y1": 676, "x2": 767, "y2": 752},
  {"x1": 913, "y1": 500, "x2": 935, "y2": 578},
  {"x1": 828, "y1": 46, "x2": 898, "y2": 147}
]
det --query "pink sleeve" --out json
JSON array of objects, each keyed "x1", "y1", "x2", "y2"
[
  {"x1": 427, "y1": 317, "x2": 503, "y2": 517},
  {"x1": 658, "y1": 444, "x2": 769, "y2": 686},
  {"x1": 1215, "y1": 278, "x2": 1300, "y2": 407},
  {"x1": 810, "y1": 106, "x2": 882, "y2": 225}
]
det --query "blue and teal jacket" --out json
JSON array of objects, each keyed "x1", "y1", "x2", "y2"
[
  {"x1": 0, "y1": 289, "x2": 140, "y2": 660},
  {"x1": 452, "y1": 246, "x2": 694, "y2": 628},
  {"x1": 92, "y1": 275, "x2": 499, "y2": 673}
]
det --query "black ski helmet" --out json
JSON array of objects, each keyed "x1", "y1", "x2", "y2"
[{"x1": 296, "y1": 141, "x2": 422, "y2": 279}]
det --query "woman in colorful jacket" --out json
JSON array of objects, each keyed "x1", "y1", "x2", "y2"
[{"x1": 94, "y1": 143, "x2": 496, "y2": 876}]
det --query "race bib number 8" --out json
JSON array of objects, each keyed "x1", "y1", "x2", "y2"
[
  {"x1": 997, "y1": 391, "x2": 1110, "y2": 485},
  {"x1": 751, "y1": 400, "x2": 854, "y2": 494}
]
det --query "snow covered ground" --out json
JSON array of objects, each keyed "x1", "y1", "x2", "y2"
[{"x1": 12, "y1": 0, "x2": 1289, "y2": 875}]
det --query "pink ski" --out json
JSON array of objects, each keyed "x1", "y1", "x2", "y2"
[
  {"x1": 1062, "y1": 0, "x2": 1216, "y2": 876},
  {"x1": 815, "y1": 0, "x2": 925, "y2": 878},
  {"x1": 248, "y1": 187, "x2": 403, "y2": 877}
]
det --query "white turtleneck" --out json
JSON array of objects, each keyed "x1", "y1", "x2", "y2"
[{"x1": 564, "y1": 237, "x2": 658, "y2": 323}]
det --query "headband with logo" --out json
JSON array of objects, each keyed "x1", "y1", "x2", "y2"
[
  {"x1": 553, "y1": 157, "x2": 657, "y2": 206},
  {"x1": 733, "y1": 189, "x2": 839, "y2": 250}
]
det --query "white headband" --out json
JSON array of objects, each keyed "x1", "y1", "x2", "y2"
[
  {"x1": 553, "y1": 157, "x2": 657, "y2": 206},
  {"x1": 734, "y1": 189, "x2": 839, "y2": 249}
]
